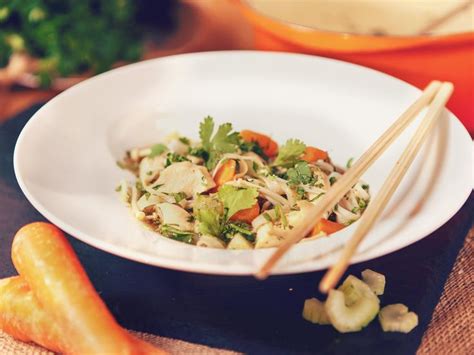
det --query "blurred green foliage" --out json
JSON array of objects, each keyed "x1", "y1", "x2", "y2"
[{"x1": 0, "y1": 0, "x2": 176, "y2": 86}]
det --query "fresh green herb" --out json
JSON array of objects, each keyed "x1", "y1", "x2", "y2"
[
  {"x1": 172, "y1": 192, "x2": 187, "y2": 203},
  {"x1": 116, "y1": 160, "x2": 126, "y2": 169},
  {"x1": 199, "y1": 116, "x2": 241, "y2": 169},
  {"x1": 149, "y1": 143, "x2": 167, "y2": 158},
  {"x1": 346, "y1": 157, "x2": 354, "y2": 168},
  {"x1": 222, "y1": 222, "x2": 256, "y2": 243},
  {"x1": 274, "y1": 204, "x2": 281, "y2": 221},
  {"x1": 160, "y1": 224, "x2": 194, "y2": 244},
  {"x1": 193, "y1": 195, "x2": 224, "y2": 237},
  {"x1": 362, "y1": 184, "x2": 369, "y2": 191},
  {"x1": 188, "y1": 147, "x2": 209, "y2": 160},
  {"x1": 273, "y1": 139, "x2": 306, "y2": 167},
  {"x1": 179, "y1": 137, "x2": 191, "y2": 145},
  {"x1": 146, "y1": 171, "x2": 153, "y2": 176},
  {"x1": 310, "y1": 192, "x2": 325, "y2": 202},
  {"x1": 165, "y1": 152, "x2": 189, "y2": 167},
  {"x1": 240, "y1": 140, "x2": 268, "y2": 160},
  {"x1": 144, "y1": 192, "x2": 151, "y2": 199},
  {"x1": 218, "y1": 185, "x2": 259, "y2": 221},
  {"x1": 351, "y1": 207, "x2": 359, "y2": 213},
  {"x1": 152, "y1": 184, "x2": 164, "y2": 191},
  {"x1": 115, "y1": 185, "x2": 122, "y2": 192},
  {"x1": 286, "y1": 161, "x2": 315, "y2": 186},
  {"x1": 135, "y1": 181, "x2": 144, "y2": 191},
  {"x1": 263, "y1": 212, "x2": 273, "y2": 222},
  {"x1": 296, "y1": 187, "x2": 306, "y2": 200},
  {"x1": 0, "y1": 0, "x2": 145, "y2": 86},
  {"x1": 358, "y1": 199, "x2": 367, "y2": 209},
  {"x1": 329, "y1": 176, "x2": 337, "y2": 185},
  {"x1": 274, "y1": 204, "x2": 289, "y2": 228},
  {"x1": 334, "y1": 204, "x2": 339, "y2": 211}
]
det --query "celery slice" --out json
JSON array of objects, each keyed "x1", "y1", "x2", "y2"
[
  {"x1": 302, "y1": 298, "x2": 330, "y2": 325},
  {"x1": 325, "y1": 275, "x2": 380, "y2": 333},
  {"x1": 379, "y1": 304, "x2": 418, "y2": 333},
  {"x1": 361, "y1": 269, "x2": 386, "y2": 296}
]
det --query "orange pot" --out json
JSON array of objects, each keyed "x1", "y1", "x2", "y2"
[{"x1": 236, "y1": 0, "x2": 474, "y2": 134}]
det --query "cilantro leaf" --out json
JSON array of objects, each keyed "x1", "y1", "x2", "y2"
[
  {"x1": 160, "y1": 224, "x2": 194, "y2": 244},
  {"x1": 286, "y1": 161, "x2": 314, "y2": 186},
  {"x1": 193, "y1": 195, "x2": 224, "y2": 236},
  {"x1": 149, "y1": 143, "x2": 167, "y2": 158},
  {"x1": 198, "y1": 116, "x2": 240, "y2": 169},
  {"x1": 199, "y1": 116, "x2": 214, "y2": 151},
  {"x1": 218, "y1": 185, "x2": 258, "y2": 220},
  {"x1": 165, "y1": 152, "x2": 189, "y2": 167},
  {"x1": 273, "y1": 139, "x2": 306, "y2": 167}
]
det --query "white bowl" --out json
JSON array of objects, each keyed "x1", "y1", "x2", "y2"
[{"x1": 14, "y1": 51, "x2": 472, "y2": 275}]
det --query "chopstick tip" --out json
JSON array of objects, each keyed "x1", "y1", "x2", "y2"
[{"x1": 254, "y1": 270, "x2": 269, "y2": 280}]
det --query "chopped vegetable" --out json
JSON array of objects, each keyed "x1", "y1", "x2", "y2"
[
  {"x1": 273, "y1": 139, "x2": 306, "y2": 167},
  {"x1": 227, "y1": 234, "x2": 253, "y2": 249},
  {"x1": 311, "y1": 218, "x2": 344, "y2": 236},
  {"x1": 218, "y1": 185, "x2": 259, "y2": 221},
  {"x1": 200, "y1": 117, "x2": 240, "y2": 169},
  {"x1": 117, "y1": 116, "x2": 371, "y2": 248},
  {"x1": 325, "y1": 275, "x2": 380, "y2": 333},
  {"x1": 302, "y1": 298, "x2": 330, "y2": 325},
  {"x1": 214, "y1": 159, "x2": 237, "y2": 187},
  {"x1": 229, "y1": 202, "x2": 260, "y2": 224},
  {"x1": 379, "y1": 304, "x2": 418, "y2": 333},
  {"x1": 286, "y1": 161, "x2": 315, "y2": 186},
  {"x1": 148, "y1": 144, "x2": 167, "y2": 158},
  {"x1": 160, "y1": 225, "x2": 194, "y2": 244},
  {"x1": 193, "y1": 195, "x2": 224, "y2": 237},
  {"x1": 240, "y1": 130, "x2": 278, "y2": 158},
  {"x1": 165, "y1": 152, "x2": 189, "y2": 167},
  {"x1": 361, "y1": 269, "x2": 386, "y2": 296},
  {"x1": 302, "y1": 146, "x2": 328, "y2": 163},
  {"x1": 346, "y1": 157, "x2": 354, "y2": 168}
]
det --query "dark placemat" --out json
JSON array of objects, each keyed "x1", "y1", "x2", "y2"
[{"x1": 1, "y1": 104, "x2": 473, "y2": 355}]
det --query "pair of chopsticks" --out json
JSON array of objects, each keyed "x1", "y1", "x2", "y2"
[{"x1": 256, "y1": 81, "x2": 454, "y2": 293}]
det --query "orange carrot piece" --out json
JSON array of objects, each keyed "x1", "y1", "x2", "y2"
[
  {"x1": 301, "y1": 146, "x2": 328, "y2": 163},
  {"x1": 230, "y1": 202, "x2": 260, "y2": 224},
  {"x1": 214, "y1": 159, "x2": 237, "y2": 187},
  {"x1": 0, "y1": 276, "x2": 65, "y2": 353},
  {"x1": 11, "y1": 222, "x2": 167, "y2": 355},
  {"x1": 0, "y1": 276, "x2": 164, "y2": 355},
  {"x1": 240, "y1": 130, "x2": 279, "y2": 158},
  {"x1": 312, "y1": 218, "x2": 344, "y2": 236}
]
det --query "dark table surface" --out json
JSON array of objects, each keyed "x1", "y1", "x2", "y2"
[{"x1": 1, "y1": 104, "x2": 473, "y2": 355}]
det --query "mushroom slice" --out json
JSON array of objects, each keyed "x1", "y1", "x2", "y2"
[
  {"x1": 227, "y1": 234, "x2": 253, "y2": 250},
  {"x1": 155, "y1": 162, "x2": 216, "y2": 197},
  {"x1": 156, "y1": 203, "x2": 193, "y2": 231},
  {"x1": 196, "y1": 235, "x2": 226, "y2": 249}
]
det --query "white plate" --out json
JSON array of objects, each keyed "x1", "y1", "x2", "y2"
[{"x1": 14, "y1": 51, "x2": 472, "y2": 275}]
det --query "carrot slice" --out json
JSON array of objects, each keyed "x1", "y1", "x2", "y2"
[
  {"x1": 11, "y1": 222, "x2": 167, "y2": 355},
  {"x1": 240, "y1": 130, "x2": 279, "y2": 158},
  {"x1": 230, "y1": 202, "x2": 260, "y2": 224},
  {"x1": 301, "y1": 146, "x2": 328, "y2": 163},
  {"x1": 312, "y1": 218, "x2": 344, "y2": 236},
  {"x1": 214, "y1": 159, "x2": 237, "y2": 187}
]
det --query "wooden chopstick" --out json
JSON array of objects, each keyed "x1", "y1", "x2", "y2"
[
  {"x1": 255, "y1": 80, "x2": 442, "y2": 280},
  {"x1": 319, "y1": 82, "x2": 454, "y2": 293}
]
